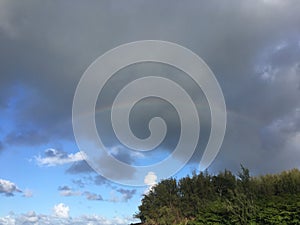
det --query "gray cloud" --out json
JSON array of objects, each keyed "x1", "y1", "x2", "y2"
[
  {"x1": 57, "y1": 185, "x2": 104, "y2": 201},
  {"x1": 57, "y1": 185, "x2": 105, "y2": 200},
  {"x1": 71, "y1": 175, "x2": 138, "y2": 202},
  {"x1": 66, "y1": 160, "x2": 95, "y2": 174},
  {"x1": 116, "y1": 188, "x2": 136, "y2": 202},
  {"x1": 44, "y1": 149, "x2": 67, "y2": 158},
  {"x1": 96, "y1": 64, "x2": 211, "y2": 166},
  {"x1": 5, "y1": 130, "x2": 49, "y2": 147},
  {"x1": 0, "y1": 141, "x2": 3, "y2": 153},
  {"x1": 83, "y1": 191, "x2": 103, "y2": 201},
  {"x1": 212, "y1": 40, "x2": 300, "y2": 174},
  {"x1": 58, "y1": 186, "x2": 81, "y2": 197},
  {"x1": 0, "y1": 178, "x2": 22, "y2": 197},
  {"x1": 58, "y1": 186, "x2": 71, "y2": 191},
  {"x1": 57, "y1": 182, "x2": 136, "y2": 202},
  {"x1": 94, "y1": 175, "x2": 109, "y2": 186},
  {"x1": 70, "y1": 175, "x2": 111, "y2": 190},
  {"x1": 1, "y1": 0, "x2": 300, "y2": 177},
  {"x1": 71, "y1": 179, "x2": 86, "y2": 188}
]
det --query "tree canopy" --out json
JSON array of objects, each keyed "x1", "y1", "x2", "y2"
[{"x1": 135, "y1": 166, "x2": 300, "y2": 225}]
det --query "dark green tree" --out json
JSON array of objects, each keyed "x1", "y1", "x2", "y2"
[{"x1": 135, "y1": 167, "x2": 300, "y2": 225}]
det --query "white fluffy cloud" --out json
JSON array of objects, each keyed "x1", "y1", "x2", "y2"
[
  {"x1": 53, "y1": 203, "x2": 69, "y2": 218},
  {"x1": 0, "y1": 179, "x2": 21, "y2": 196},
  {"x1": 21, "y1": 211, "x2": 39, "y2": 224},
  {"x1": 144, "y1": 172, "x2": 157, "y2": 186},
  {"x1": 0, "y1": 211, "x2": 137, "y2": 225},
  {"x1": 0, "y1": 214, "x2": 15, "y2": 225},
  {"x1": 144, "y1": 172, "x2": 157, "y2": 194},
  {"x1": 35, "y1": 149, "x2": 86, "y2": 166}
]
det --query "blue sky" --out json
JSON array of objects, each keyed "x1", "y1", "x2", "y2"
[{"x1": 1, "y1": 0, "x2": 300, "y2": 224}]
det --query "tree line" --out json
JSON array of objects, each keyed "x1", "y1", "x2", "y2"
[{"x1": 134, "y1": 166, "x2": 300, "y2": 225}]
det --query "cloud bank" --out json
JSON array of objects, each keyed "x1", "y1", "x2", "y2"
[{"x1": 0, "y1": 0, "x2": 299, "y2": 179}]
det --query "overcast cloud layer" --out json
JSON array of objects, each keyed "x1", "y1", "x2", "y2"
[{"x1": 0, "y1": 0, "x2": 300, "y2": 182}]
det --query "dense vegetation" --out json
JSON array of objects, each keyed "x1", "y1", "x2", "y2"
[{"x1": 135, "y1": 166, "x2": 300, "y2": 225}]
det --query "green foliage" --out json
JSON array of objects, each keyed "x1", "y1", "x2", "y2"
[{"x1": 135, "y1": 166, "x2": 300, "y2": 225}]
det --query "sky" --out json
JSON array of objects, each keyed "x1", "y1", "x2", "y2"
[{"x1": 0, "y1": 0, "x2": 300, "y2": 224}]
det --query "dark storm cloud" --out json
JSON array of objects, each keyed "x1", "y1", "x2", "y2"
[
  {"x1": 96, "y1": 64, "x2": 211, "y2": 165},
  {"x1": 1, "y1": 0, "x2": 300, "y2": 175},
  {"x1": 213, "y1": 40, "x2": 300, "y2": 174}
]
